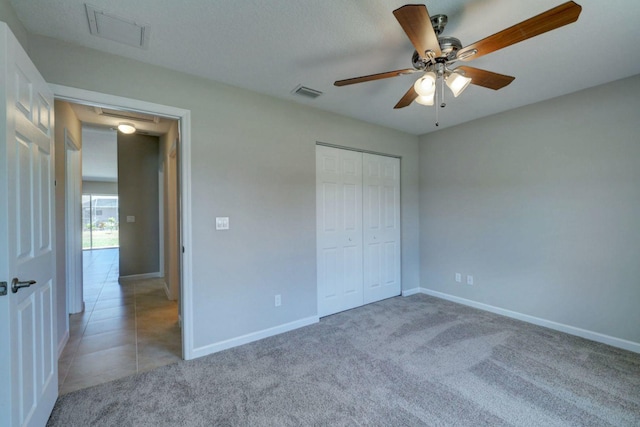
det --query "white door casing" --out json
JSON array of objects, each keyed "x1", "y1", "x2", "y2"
[
  {"x1": 362, "y1": 153, "x2": 401, "y2": 304},
  {"x1": 0, "y1": 23, "x2": 58, "y2": 427},
  {"x1": 316, "y1": 145, "x2": 363, "y2": 317},
  {"x1": 49, "y1": 83, "x2": 193, "y2": 360},
  {"x1": 65, "y1": 129, "x2": 83, "y2": 315}
]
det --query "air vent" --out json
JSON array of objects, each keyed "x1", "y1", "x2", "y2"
[
  {"x1": 86, "y1": 4, "x2": 150, "y2": 49},
  {"x1": 291, "y1": 85, "x2": 323, "y2": 99}
]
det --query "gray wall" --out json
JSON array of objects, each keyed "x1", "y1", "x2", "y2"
[
  {"x1": 117, "y1": 133, "x2": 160, "y2": 277},
  {"x1": 419, "y1": 74, "x2": 640, "y2": 343},
  {"x1": 27, "y1": 35, "x2": 420, "y2": 350},
  {"x1": 159, "y1": 121, "x2": 180, "y2": 300},
  {"x1": 83, "y1": 180, "x2": 118, "y2": 195},
  {"x1": 0, "y1": 0, "x2": 27, "y2": 50}
]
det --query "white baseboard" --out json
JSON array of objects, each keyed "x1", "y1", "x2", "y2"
[
  {"x1": 191, "y1": 315, "x2": 319, "y2": 360},
  {"x1": 57, "y1": 329, "x2": 69, "y2": 359},
  {"x1": 402, "y1": 288, "x2": 421, "y2": 297},
  {"x1": 119, "y1": 272, "x2": 162, "y2": 282},
  {"x1": 416, "y1": 288, "x2": 640, "y2": 354}
]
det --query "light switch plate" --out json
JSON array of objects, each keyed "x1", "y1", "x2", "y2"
[
  {"x1": 126, "y1": 216, "x2": 135, "y2": 223},
  {"x1": 216, "y1": 217, "x2": 229, "y2": 230}
]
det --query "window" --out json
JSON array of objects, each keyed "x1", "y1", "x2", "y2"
[{"x1": 82, "y1": 194, "x2": 119, "y2": 249}]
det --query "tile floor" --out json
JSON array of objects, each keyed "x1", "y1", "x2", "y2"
[{"x1": 58, "y1": 248, "x2": 181, "y2": 395}]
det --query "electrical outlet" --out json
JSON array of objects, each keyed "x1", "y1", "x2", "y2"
[
  {"x1": 467, "y1": 275, "x2": 474, "y2": 285},
  {"x1": 455, "y1": 273, "x2": 462, "y2": 283},
  {"x1": 275, "y1": 294, "x2": 281, "y2": 307}
]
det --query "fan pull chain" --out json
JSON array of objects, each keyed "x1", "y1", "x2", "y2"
[
  {"x1": 435, "y1": 84, "x2": 439, "y2": 127},
  {"x1": 440, "y1": 73, "x2": 446, "y2": 108},
  {"x1": 435, "y1": 72, "x2": 446, "y2": 127}
]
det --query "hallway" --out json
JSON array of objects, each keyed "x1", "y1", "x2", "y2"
[{"x1": 58, "y1": 248, "x2": 181, "y2": 395}]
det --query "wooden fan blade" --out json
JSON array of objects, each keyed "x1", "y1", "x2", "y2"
[
  {"x1": 393, "y1": 5, "x2": 442, "y2": 60},
  {"x1": 455, "y1": 66, "x2": 515, "y2": 90},
  {"x1": 394, "y1": 85, "x2": 419, "y2": 109},
  {"x1": 334, "y1": 69, "x2": 417, "y2": 87},
  {"x1": 457, "y1": 1, "x2": 582, "y2": 61}
]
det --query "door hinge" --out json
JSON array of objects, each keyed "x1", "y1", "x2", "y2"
[{"x1": 0, "y1": 281, "x2": 7, "y2": 296}]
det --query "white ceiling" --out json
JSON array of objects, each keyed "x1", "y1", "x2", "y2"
[{"x1": 12, "y1": 0, "x2": 640, "y2": 135}]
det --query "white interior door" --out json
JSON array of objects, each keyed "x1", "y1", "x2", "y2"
[
  {"x1": 0, "y1": 23, "x2": 58, "y2": 426},
  {"x1": 362, "y1": 153, "x2": 401, "y2": 304},
  {"x1": 316, "y1": 145, "x2": 363, "y2": 317}
]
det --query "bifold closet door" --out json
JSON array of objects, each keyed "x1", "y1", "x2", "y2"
[
  {"x1": 362, "y1": 153, "x2": 401, "y2": 303},
  {"x1": 316, "y1": 146, "x2": 363, "y2": 317}
]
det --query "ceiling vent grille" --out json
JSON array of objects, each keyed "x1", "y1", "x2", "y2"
[
  {"x1": 291, "y1": 85, "x2": 323, "y2": 99},
  {"x1": 86, "y1": 4, "x2": 150, "y2": 49}
]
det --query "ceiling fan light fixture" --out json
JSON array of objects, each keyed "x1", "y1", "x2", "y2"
[
  {"x1": 446, "y1": 72, "x2": 472, "y2": 97},
  {"x1": 415, "y1": 94, "x2": 435, "y2": 106},
  {"x1": 414, "y1": 72, "x2": 436, "y2": 96},
  {"x1": 117, "y1": 122, "x2": 136, "y2": 134}
]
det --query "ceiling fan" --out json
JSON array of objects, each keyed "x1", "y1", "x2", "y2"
[{"x1": 334, "y1": 2, "x2": 582, "y2": 113}]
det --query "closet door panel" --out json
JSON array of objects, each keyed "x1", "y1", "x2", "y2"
[
  {"x1": 316, "y1": 146, "x2": 363, "y2": 317},
  {"x1": 363, "y1": 153, "x2": 401, "y2": 304}
]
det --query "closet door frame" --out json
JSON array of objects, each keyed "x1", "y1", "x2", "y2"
[{"x1": 316, "y1": 143, "x2": 401, "y2": 317}]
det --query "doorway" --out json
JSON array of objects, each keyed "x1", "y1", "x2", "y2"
[
  {"x1": 53, "y1": 83, "x2": 194, "y2": 360},
  {"x1": 56, "y1": 94, "x2": 189, "y2": 394}
]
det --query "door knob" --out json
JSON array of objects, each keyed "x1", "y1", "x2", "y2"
[{"x1": 11, "y1": 278, "x2": 36, "y2": 294}]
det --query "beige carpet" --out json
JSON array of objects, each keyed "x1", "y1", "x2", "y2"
[{"x1": 48, "y1": 294, "x2": 640, "y2": 426}]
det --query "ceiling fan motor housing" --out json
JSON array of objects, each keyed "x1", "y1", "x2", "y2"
[
  {"x1": 411, "y1": 12, "x2": 462, "y2": 69},
  {"x1": 438, "y1": 37, "x2": 462, "y2": 61},
  {"x1": 412, "y1": 35, "x2": 462, "y2": 70}
]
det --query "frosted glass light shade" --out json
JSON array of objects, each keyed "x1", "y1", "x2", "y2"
[
  {"x1": 446, "y1": 72, "x2": 472, "y2": 97},
  {"x1": 414, "y1": 72, "x2": 436, "y2": 96},
  {"x1": 118, "y1": 123, "x2": 136, "y2": 134},
  {"x1": 415, "y1": 94, "x2": 434, "y2": 106}
]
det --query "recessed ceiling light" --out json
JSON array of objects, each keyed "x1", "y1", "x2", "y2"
[{"x1": 118, "y1": 123, "x2": 136, "y2": 134}]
